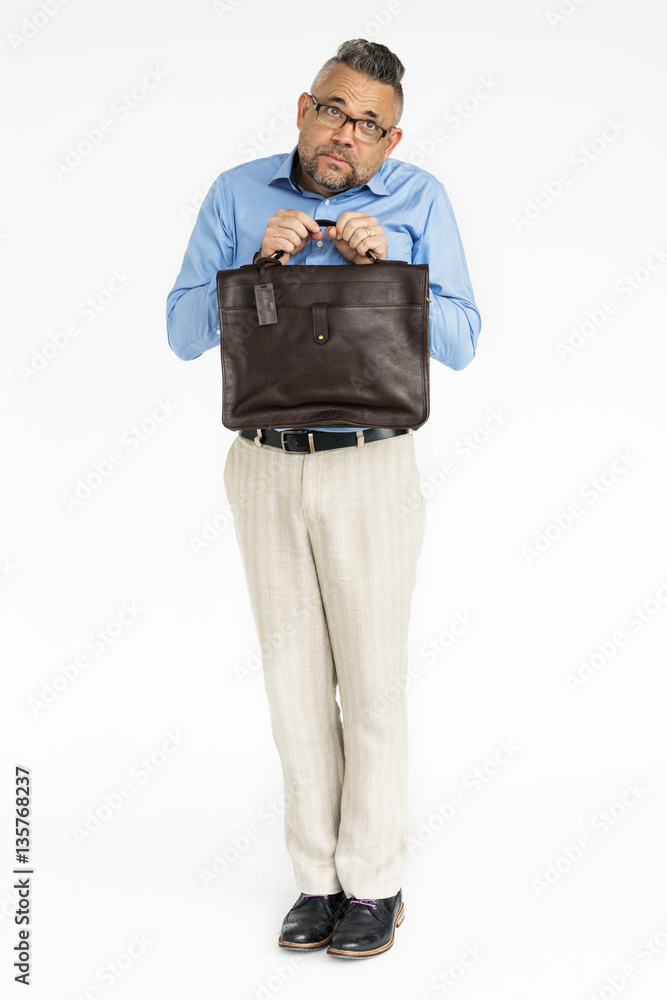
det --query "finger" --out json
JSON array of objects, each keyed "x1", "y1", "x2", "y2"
[
  {"x1": 278, "y1": 209, "x2": 323, "y2": 239},
  {"x1": 275, "y1": 218, "x2": 311, "y2": 245},
  {"x1": 335, "y1": 211, "x2": 374, "y2": 245},
  {"x1": 354, "y1": 240, "x2": 383, "y2": 260},
  {"x1": 265, "y1": 234, "x2": 303, "y2": 256},
  {"x1": 270, "y1": 214, "x2": 312, "y2": 245},
  {"x1": 342, "y1": 217, "x2": 379, "y2": 247},
  {"x1": 348, "y1": 222, "x2": 382, "y2": 253}
]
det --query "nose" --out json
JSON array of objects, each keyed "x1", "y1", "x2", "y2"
[{"x1": 332, "y1": 120, "x2": 356, "y2": 144}]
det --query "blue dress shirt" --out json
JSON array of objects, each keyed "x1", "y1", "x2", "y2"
[{"x1": 166, "y1": 144, "x2": 481, "y2": 432}]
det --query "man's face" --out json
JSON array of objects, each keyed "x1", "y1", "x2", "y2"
[{"x1": 295, "y1": 65, "x2": 403, "y2": 196}]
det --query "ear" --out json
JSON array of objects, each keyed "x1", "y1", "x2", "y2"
[
  {"x1": 296, "y1": 92, "x2": 311, "y2": 129},
  {"x1": 383, "y1": 127, "x2": 403, "y2": 160}
]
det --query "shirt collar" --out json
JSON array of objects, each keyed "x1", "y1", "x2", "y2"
[{"x1": 269, "y1": 144, "x2": 389, "y2": 196}]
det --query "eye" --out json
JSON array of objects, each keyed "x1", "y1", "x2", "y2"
[
  {"x1": 361, "y1": 121, "x2": 380, "y2": 134},
  {"x1": 323, "y1": 106, "x2": 342, "y2": 118}
]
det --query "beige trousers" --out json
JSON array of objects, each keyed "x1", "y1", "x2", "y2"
[{"x1": 223, "y1": 430, "x2": 426, "y2": 899}]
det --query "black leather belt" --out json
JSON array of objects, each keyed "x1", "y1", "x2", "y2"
[{"x1": 238, "y1": 428, "x2": 412, "y2": 453}]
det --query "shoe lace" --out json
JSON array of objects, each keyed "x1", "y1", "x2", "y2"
[
  {"x1": 302, "y1": 893, "x2": 328, "y2": 898},
  {"x1": 349, "y1": 897, "x2": 377, "y2": 908}
]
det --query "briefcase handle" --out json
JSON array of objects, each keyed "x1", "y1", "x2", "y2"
[{"x1": 256, "y1": 218, "x2": 379, "y2": 267}]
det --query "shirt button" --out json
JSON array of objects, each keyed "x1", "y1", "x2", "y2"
[
  {"x1": 324, "y1": 199, "x2": 330, "y2": 205},
  {"x1": 316, "y1": 240, "x2": 323, "y2": 247}
]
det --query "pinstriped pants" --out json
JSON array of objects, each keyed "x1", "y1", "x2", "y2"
[{"x1": 223, "y1": 430, "x2": 425, "y2": 899}]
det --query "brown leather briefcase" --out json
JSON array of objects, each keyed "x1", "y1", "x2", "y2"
[{"x1": 216, "y1": 220, "x2": 430, "y2": 431}]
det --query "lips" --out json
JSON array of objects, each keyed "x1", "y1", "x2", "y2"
[{"x1": 323, "y1": 153, "x2": 349, "y2": 165}]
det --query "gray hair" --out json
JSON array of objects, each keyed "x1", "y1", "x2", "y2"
[{"x1": 310, "y1": 38, "x2": 405, "y2": 126}]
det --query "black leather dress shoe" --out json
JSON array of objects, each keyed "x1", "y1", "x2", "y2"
[
  {"x1": 278, "y1": 890, "x2": 348, "y2": 951},
  {"x1": 327, "y1": 890, "x2": 404, "y2": 959}
]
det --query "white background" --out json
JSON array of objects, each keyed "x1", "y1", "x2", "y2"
[{"x1": 2, "y1": 0, "x2": 667, "y2": 997}]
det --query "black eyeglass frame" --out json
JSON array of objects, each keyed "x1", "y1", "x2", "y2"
[{"x1": 308, "y1": 94, "x2": 396, "y2": 142}]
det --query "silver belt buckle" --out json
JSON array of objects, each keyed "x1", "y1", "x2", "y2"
[{"x1": 281, "y1": 429, "x2": 315, "y2": 453}]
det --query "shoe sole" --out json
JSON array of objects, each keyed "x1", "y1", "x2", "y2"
[
  {"x1": 278, "y1": 934, "x2": 332, "y2": 951},
  {"x1": 326, "y1": 900, "x2": 405, "y2": 959}
]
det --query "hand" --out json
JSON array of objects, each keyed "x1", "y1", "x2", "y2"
[
  {"x1": 258, "y1": 209, "x2": 324, "y2": 265},
  {"x1": 323, "y1": 211, "x2": 387, "y2": 265}
]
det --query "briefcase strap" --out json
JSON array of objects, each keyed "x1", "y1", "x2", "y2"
[{"x1": 260, "y1": 219, "x2": 379, "y2": 265}]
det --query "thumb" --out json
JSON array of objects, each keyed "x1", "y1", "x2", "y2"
[{"x1": 324, "y1": 225, "x2": 337, "y2": 239}]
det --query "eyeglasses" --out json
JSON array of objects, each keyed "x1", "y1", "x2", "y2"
[{"x1": 308, "y1": 94, "x2": 395, "y2": 144}]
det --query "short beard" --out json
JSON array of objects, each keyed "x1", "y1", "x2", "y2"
[{"x1": 297, "y1": 146, "x2": 367, "y2": 192}]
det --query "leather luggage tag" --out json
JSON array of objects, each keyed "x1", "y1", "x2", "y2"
[{"x1": 254, "y1": 283, "x2": 277, "y2": 326}]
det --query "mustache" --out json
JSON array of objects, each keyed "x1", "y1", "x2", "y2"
[{"x1": 319, "y1": 149, "x2": 353, "y2": 164}]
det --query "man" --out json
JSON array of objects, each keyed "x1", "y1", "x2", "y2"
[{"x1": 166, "y1": 39, "x2": 481, "y2": 960}]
